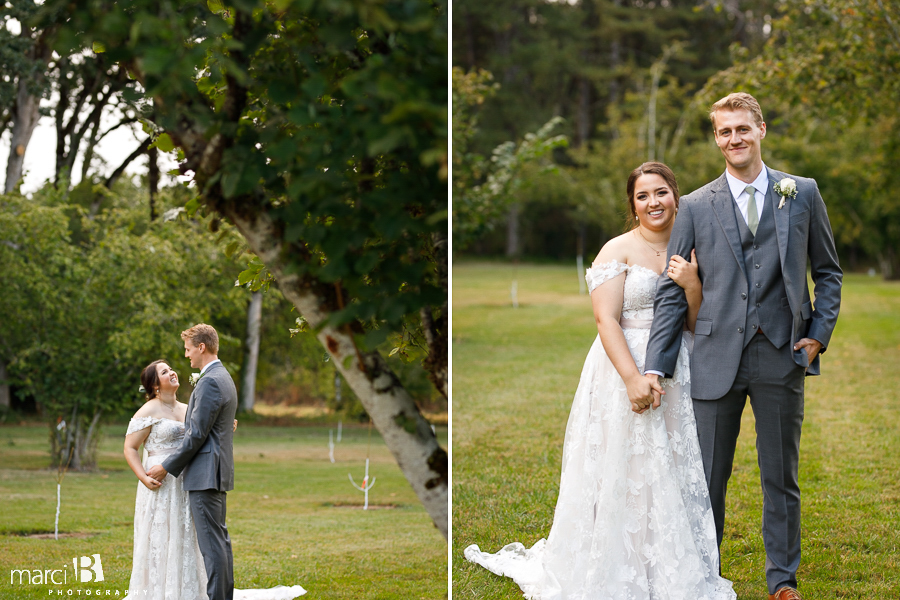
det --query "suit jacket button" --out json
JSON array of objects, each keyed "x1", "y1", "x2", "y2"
[
  {"x1": 755, "y1": 283, "x2": 761, "y2": 288},
  {"x1": 753, "y1": 244, "x2": 759, "y2": 250},
  {"x1": 741, "y1": 293, "x2": 747, "y2": 299},
  {"x1": 755, "y1": 264, "x2": 761, "y2": 269},
  {"x1": 752, "y1": 324, "x2": 758, "y2": 329},
  {"x1": 738, "y1": 327, "x2": 744, "y2": 333}
]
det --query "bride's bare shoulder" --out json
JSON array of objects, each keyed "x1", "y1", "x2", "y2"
[
  {"x1": 131, "y1": 400, "x2": 160, "y2": 421},
  {"x1": 592, "y1": 230, "x2": 635, "y2": 267}
]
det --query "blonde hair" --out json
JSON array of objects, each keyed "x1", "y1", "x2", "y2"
[
  {"x1": 709, "y1": 92, "x2": 764, "y2": 129},
  {"x1": 181, "y1": 323, "x2": 219, "y2": 354}
]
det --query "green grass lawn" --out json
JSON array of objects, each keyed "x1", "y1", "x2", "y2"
[
  {"x1": 452, "y1": 261, "x2": 900, "y2": 599},
  {"x1": 0, "y1": 422, "x2": 447, "y2": 599}
]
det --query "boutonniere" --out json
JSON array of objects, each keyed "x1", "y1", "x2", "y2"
[
  {"x1": 774, "y1": 178, "x2": 797, "y2": 209},
  {"x1": 189, "y1": 373, "x2": 202, "y2": 387}
]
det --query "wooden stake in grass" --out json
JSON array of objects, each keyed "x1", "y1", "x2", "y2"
[
  {"x1": 54, "y1": 420, "x2": 75, "y2": 541},
  {"x1": 348, "y1": 420, "x2": 377, "y2": 509},
  {"x1": 348, "y1": 458, "x2": 377, "y2": 510},
  {"x1": 328, "y1": 429, "x2": 335, "y2": 464}
]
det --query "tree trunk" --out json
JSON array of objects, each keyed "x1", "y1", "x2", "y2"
[
  {"x1": 4, "y1": 82, "x2": 41, "y2": 193},
  {"x1": 51, "y1": 407, "x2": 102, "y2": 471},
  {"x1": 574, "y1": 77, "x2": 591, "y2": 149},
  {"x1": 226, "y1": 210, "x2": 448, "y2": 538},
  {"x1": 506, "y1": 203, "x2": 520, "y2": 258},
  {"x1": 241, "y1": 291, "x2": 263, "y2": 412},
  {"x1": 881, "y1": 247, "x2": 900, "y2": 281},
  {"x1": 148, "y1": 146, "x2": 159, "y2": 221},
  {"x1": 0, "y1": 359, "x2": 10, "y2": 409},
  {"x1": 421, "y1": 230, "x2": 447, "y2": 398}
]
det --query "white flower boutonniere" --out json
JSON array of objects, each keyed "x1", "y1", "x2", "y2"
[
  {"x1": 774, "y1": 178, "x2": 797, "y2": 209},
  {"x1": 189, "y1": 373, "x2": 201, "y2": 387}
]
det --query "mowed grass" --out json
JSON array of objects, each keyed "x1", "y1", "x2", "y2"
[
  {"x1": 452, "y1": 260, "x2": 900, "y2": 599},
  {"x1": 0, "y1": 423, "x2": 447, "y2": 599}
]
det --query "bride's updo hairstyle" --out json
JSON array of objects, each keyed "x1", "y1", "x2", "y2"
[
  {"x1": 625, "y1": 161, "x2": 680, "y2": 230},
  {"x1": 140, "y1": 360, "x2": 167, "y2": 401}
]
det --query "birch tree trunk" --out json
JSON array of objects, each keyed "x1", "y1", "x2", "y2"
[
  {"x1": 4, "y1": 81, "x2": 41, "y2": 193},
  {"x1": 227, "y1": 211, "x2": 448, "y2": 538},
  {"x1": 241, "y1": 291, "x2": 263, "y2": 412}
]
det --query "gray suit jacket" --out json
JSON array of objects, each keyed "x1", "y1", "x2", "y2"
[
  {"x1": 645, "y1": 168, "x2": 842, "y2": 400},
  {"x1": 162, "y1": 361, "x2": 237, "y2": 491}
]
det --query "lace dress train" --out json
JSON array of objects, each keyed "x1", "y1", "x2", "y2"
[
  {"x1": 127, "y1": 417, "x2": 306, "y2": 600},
  {"x1": 464, "y1": 261, "x2": 735, "y2": 600}
]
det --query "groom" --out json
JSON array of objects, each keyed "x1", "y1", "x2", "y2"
[
  {"x1": 643, "y1": 93, "x2": 842, "y2": 599},
  {"x1": 147, "y1": 323, "x2": 238, "y2": 600}
]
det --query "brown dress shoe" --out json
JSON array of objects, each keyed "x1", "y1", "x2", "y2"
[{"x1": 768, "y1": 587, "x2": 803, "y2": 600}]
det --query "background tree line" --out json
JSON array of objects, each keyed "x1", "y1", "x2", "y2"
[{"x1": 453, "y1": 0, "x2": 900, "y2": 279}]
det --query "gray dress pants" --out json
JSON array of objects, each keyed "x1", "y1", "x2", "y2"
[
  {"x1": 691, "y1": 332, "x2": 806, "y2": 594},
  {"x1": 190, "y1": 489, "x2": 234, "y2": 600}
]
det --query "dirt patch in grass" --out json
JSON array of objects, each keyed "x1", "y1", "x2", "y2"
[{"x1": 18, "y1": 531, "x2": 96, "y2": 539}]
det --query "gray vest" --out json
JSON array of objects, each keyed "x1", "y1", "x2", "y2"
[{"x1": 732, "y1": 196, "x2": 792, "y2": 349}]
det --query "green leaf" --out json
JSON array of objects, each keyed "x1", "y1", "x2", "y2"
[
  {"x1": 92, "y1": 41, "x2": 106, "y2": 53},
  {"x1": 154, "y1": 134, "x2": 175, "y2": 153},
  {"x1": 237, "y1": 268, "x2": 255, "y2": 285},
  {"x1": 185, "y1": 197, "x2": 202, "y2": 217},
  {"x1": 224, "y1": 241, "x2": 241, "y2": 258}
]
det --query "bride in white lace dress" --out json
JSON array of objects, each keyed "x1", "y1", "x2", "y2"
[
  {"x1": 465, "y1": 163, "x2": 736, "y2": 600},
  {"x1": 124, "y1": 359, "x2": 305, "y2": 600}
]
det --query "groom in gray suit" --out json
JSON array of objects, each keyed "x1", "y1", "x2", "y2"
[
  {"x1": 643, "y1": 93, "x2": 842, "y2": 600},
  {"x1": 148, "y1": 323, "x2": 238, "y2": 600}
]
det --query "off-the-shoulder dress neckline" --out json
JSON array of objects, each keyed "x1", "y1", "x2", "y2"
[
  {"x1": 592, "y1": 260, "x2": 664, "y2": 278},
  {"x1": 132, "y1": 416, "x2": 185, "y2": 425}
]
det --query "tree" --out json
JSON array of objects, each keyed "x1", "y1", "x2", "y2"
[
  {"x1": 46, "y1": 0, "x2": 448, "y2": 537},
  {"x1": 0, "y1": 183, "x2": 250, "y2": 468},
  {"x1": 0, "y1": 1, "x2": 54, "y2": 193},
  {"x1": 452, "y1": 68, "x2": 567, "y2": 250}
]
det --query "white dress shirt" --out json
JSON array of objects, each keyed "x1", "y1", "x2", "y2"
[
  {"x1": 200, "y1": 358, "x2": 221, "y2": 376},
  {"x1": 725, "y1": 164, "x2": 769, "y2": 228}
]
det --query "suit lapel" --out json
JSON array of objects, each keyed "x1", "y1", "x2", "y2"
[
  {"x1": 710, "y1": 173, "x2": 747, "y2": 280},
  {"x1": 769, "y1": 169, "x2": 790, "y2": 276},
  {"x1": 184, "y1": 388, "x2": 196, "y2": 433}
]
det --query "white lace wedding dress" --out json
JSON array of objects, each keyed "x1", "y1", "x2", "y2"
[
  {"x1": 464, "y1": 261, "x2": 736, "y2": 600},
  {"x1": 127, "y1": 417, "x2": 306, "y2": 600}
]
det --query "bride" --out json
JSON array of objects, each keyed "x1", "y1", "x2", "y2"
[
  {"x1": 465, "y1": 162, "x2": 736, "y2": 599},
  {"x1": 124, "y1": 359, "x2": 306, "y2": 600}
]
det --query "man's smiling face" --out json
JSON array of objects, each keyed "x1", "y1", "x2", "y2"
[{"x1": 713, "y1": 108, "x2": 766, "y2": 177}]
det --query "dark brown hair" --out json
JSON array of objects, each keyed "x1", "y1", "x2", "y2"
[
  {"x1": 181, "y1": 323, "x2": 219, "y2": 354},
  {"x1": 140, "y1": 360, "x2": 167, "y2": 401},
  {"x1": 625, "y1": 162, "x2": 680, "y2": 228}
]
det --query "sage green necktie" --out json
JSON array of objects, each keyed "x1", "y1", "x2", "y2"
[{"x1": 745, "y1": 184, "x2": 759, "y2": 236}]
